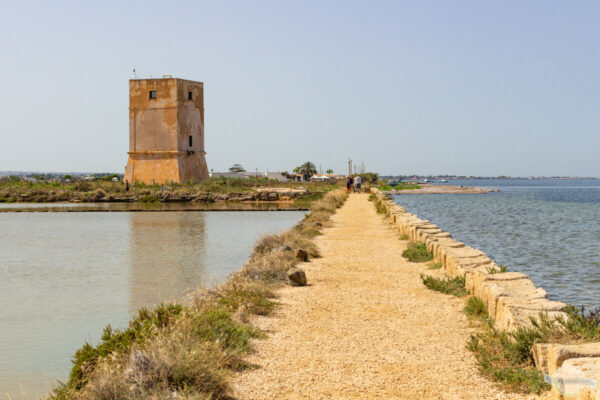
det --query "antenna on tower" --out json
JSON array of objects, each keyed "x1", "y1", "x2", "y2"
[{"x1": 132, "y1": 67, "x2": 137, "y2": 78}]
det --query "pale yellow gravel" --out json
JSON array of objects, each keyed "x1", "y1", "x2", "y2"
[{"x1": 234, "y1": 194, "x2": 547, "y2": 399}]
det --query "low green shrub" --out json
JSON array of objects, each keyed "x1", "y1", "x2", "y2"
[
  {"x1": 399, "y1": 234, "x2": 409, "y2": 241},
  {"x1": 374, "y1": 199, "x2": 387, "y2": 214},
  {"x1": 421, "y1": 275, "x2": 467, "y2": 297},
  {"x1": 464, "y1": 297, "x2": 488, "y2": 320},
  {"x1": 138, "y1": 195, "x2": 158, "y2": 203},
  {"x1": 428, "y1": 262, "x2": 442, "y2": 270},
  {"x1": 468, "y1": 325, "x2": 549, "y2": 393},
  {"x1": 402, "y1": 243, "x2": 433, "y2": 262}
]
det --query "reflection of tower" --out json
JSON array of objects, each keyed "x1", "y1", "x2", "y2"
[{"x1": 127, "y1": 212, "x2": 207, "y2": 313}]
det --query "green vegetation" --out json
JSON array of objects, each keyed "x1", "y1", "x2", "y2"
[
  {"x1": 138, "y1": 195, "x2": 158, "y2": 203},
  {"x1": 48, "y1": 189, "x2": 349, "y2": 400},
  {"x1": 465, "y1": 297, "x2": 600, "y2": 394},
  {"x1": 0, "y1": 176, "x2": 342, "y2": 204},
  {"x1": 465, "y1": 298, "x2": 549, "y2": 393},
  {"x1": 370, "y1": 196, "x2": 388, "y2": 214},
  {"x1": 464, "y1": 297, "x2": 489, "y2": 320},
  {"x1": 399, "y1": 234, "x2": 409, "y2": 241},
  {"x1": 428, "y1": 262, "x2": 442, "y2": 270},
  {"x1": 296, "y1": 161, "x2": 317, "y2": 180},
  {"x1": 402, "y1": 242, "x2": 434, "y2": 262},
  {"x1": 294, "y1": 191, "x2": 327, "y2": 203},
  {"x1": 487, "y1": 264, "x2": 508, "y2": 274},
  {"x1": 421, "y1": 275, "x2": 468, "y2": 297}
]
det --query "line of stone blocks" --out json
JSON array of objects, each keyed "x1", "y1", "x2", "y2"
[
  {"x1": 373, "y1": 189, "x2": 568, "y2": 331},
  {"x1": 372, "y1": 189, "x2": 600, "y2": 399}
]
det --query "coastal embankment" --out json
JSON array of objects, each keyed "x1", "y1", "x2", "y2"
[
  {"x1": 371, "y1": 190, "x2": 600, "y2": 400},
  {"x1": 234, "y1": 191, "x2": 600, "y2": 399},
  {"x1": 234, "y1": 193, "x2": 539, "y2": 399}
]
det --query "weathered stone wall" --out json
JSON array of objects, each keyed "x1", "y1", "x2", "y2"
[
  {"x1": 372, "y1": 188, "x2": 600, "y2": 400},
  {"x1": 124, "y1": 78, "x2": 209, "y2": 184}
]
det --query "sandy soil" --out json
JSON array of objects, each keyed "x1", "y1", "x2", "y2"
[
  {"x1": 233, "y1": 194, "x2": 542, "y2": 399},
  {"x1": 389, "y1": 184, "x2": 499, "y2": 195}
]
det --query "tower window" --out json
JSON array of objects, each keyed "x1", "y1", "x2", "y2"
[
  {"x1": 149, "y1": 90, "x2": 157, "y2": 99},
  {"x1": 189, "y1": 135, "x2": 193, "y2": 147},
  {"x1": 188, "y1": 91, "x2": 193, "y2": 100}
]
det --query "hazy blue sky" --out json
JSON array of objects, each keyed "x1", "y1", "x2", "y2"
[{"x1": 1, "y1": 1, "x2": 598, "y2": 176}]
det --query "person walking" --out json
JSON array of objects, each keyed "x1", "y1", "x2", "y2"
[
  {"x1": 346, "y1": 176, "x2": 352, "y2": 192},
  {"x1": 354, "y1": 174, "x2": 362, "y2": 193}
]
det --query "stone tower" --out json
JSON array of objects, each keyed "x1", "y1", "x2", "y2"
[{"x1": 124, "y1": 77, "x2": 209, "y2": 184}]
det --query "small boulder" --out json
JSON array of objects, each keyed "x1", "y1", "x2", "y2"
[
  {"x1": 287, "y1": 267, "x2": 307, "y2": 286},
  {"x1": 296, "y1": 249, "x2": 309, "y2": 262}
]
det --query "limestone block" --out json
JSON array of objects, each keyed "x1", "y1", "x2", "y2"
[
  {"x1": 469, "y1": 272, "x2": 534, "y2": 318},
  {"x1": 412, "y1": 226, "x2": 442, "y2": 242},
  {"x1": 443, "y1": 247, "x2": 491, "y2": 277},
  {"x1": 533, "y1": 343, "x2": 552, "y2": 375},
  {"x1": 533, "y1": 343, "x2": 600, "y2": 376},
  {"x1": 429, "y1": 238, "x2": 464, "y2": 263},
  {"x1": 495, "y1": 299, "x2": 567, "y2": 332},
  {"x1": 549, "y1": 357, "x2": 600, "y2": 400}
]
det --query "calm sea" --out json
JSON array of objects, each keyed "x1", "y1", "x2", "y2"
[
  {"x1": 0, "y1": 210, "x2": 303, "y2": 399},
  {"x1": 392, "y1": 179, "x2": 600, "y2": 308}
]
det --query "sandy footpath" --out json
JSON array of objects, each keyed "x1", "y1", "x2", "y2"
[{"x1": 233, "y1": 194, "x2": 541, "y2": 399}]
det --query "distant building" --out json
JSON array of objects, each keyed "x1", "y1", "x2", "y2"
[
  {"x1": 124, "y1": 77, "x2": 209, "y2": 184},
  {"x1": 310, "y1": 174, "x2": 338, "y2": 182},
  {"x1": 209, "y1": 172, "x2": 245, "y2": 179},
  {"x1": 210, "y1": 171, "x2": 289, "y2": 182}
]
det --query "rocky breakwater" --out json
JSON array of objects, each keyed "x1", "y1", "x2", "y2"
[{"x1": 373, "y1": 188, "x2": 600, "y2": 400}]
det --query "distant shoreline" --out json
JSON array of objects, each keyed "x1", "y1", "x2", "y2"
[{"x1": 386, "y1": 184, "x2": 499, "y2": 195}]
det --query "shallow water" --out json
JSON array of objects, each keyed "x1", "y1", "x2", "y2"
[
  {"x1": 0, "y1": 211, "x2": 303, "y2": 399},
  {"x1": 392, "y1": 179, "x2": 600, "y2": 308},
  {"x1": 0, "y1": 201, "x2": 308, "y2": 212}
]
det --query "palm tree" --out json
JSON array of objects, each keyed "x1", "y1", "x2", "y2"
[
  {"x1": 299, "y1": 161, "x2": 317, "y2": 180},
  {"x1": 326, "y1": 169, "x2": 333, "y2": 174}
]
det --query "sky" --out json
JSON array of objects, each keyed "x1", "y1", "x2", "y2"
[{"x1": 0, "y1": 0, "x2": 598, "y2": 177}]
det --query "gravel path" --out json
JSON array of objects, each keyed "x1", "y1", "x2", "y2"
[{"x1": 234, "y1": 194, "x2": 543, "y2": 399}]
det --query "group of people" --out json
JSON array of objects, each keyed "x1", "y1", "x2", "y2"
[{"x1": 346, "y1": 175, "x2": 362, "y2": 193}]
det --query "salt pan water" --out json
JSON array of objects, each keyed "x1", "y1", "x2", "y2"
[
  {"x1": 393, "y1": 179, "x2": 600, "y2": 308},
  {"x1": 0, "y1": 210, "x2": 303, "y2": 399}
]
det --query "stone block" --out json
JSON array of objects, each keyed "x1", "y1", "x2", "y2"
[
  {"x1": 549, "y1": 357, "x2": 600, "y2": 399},
  {"x1": 533, "y1": 343, "x2": 600, "y2": 376},
  {"x1": 495, "y1": 299, "x2": 568, "y2": 332}
]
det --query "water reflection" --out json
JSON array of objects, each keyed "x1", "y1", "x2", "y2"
[
  {"x1": 128, "y1": 213, "x2": 207, "y2": 311},
  {"x1": 0, "y1": 210, "x2": 303, "y2": 400}
]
